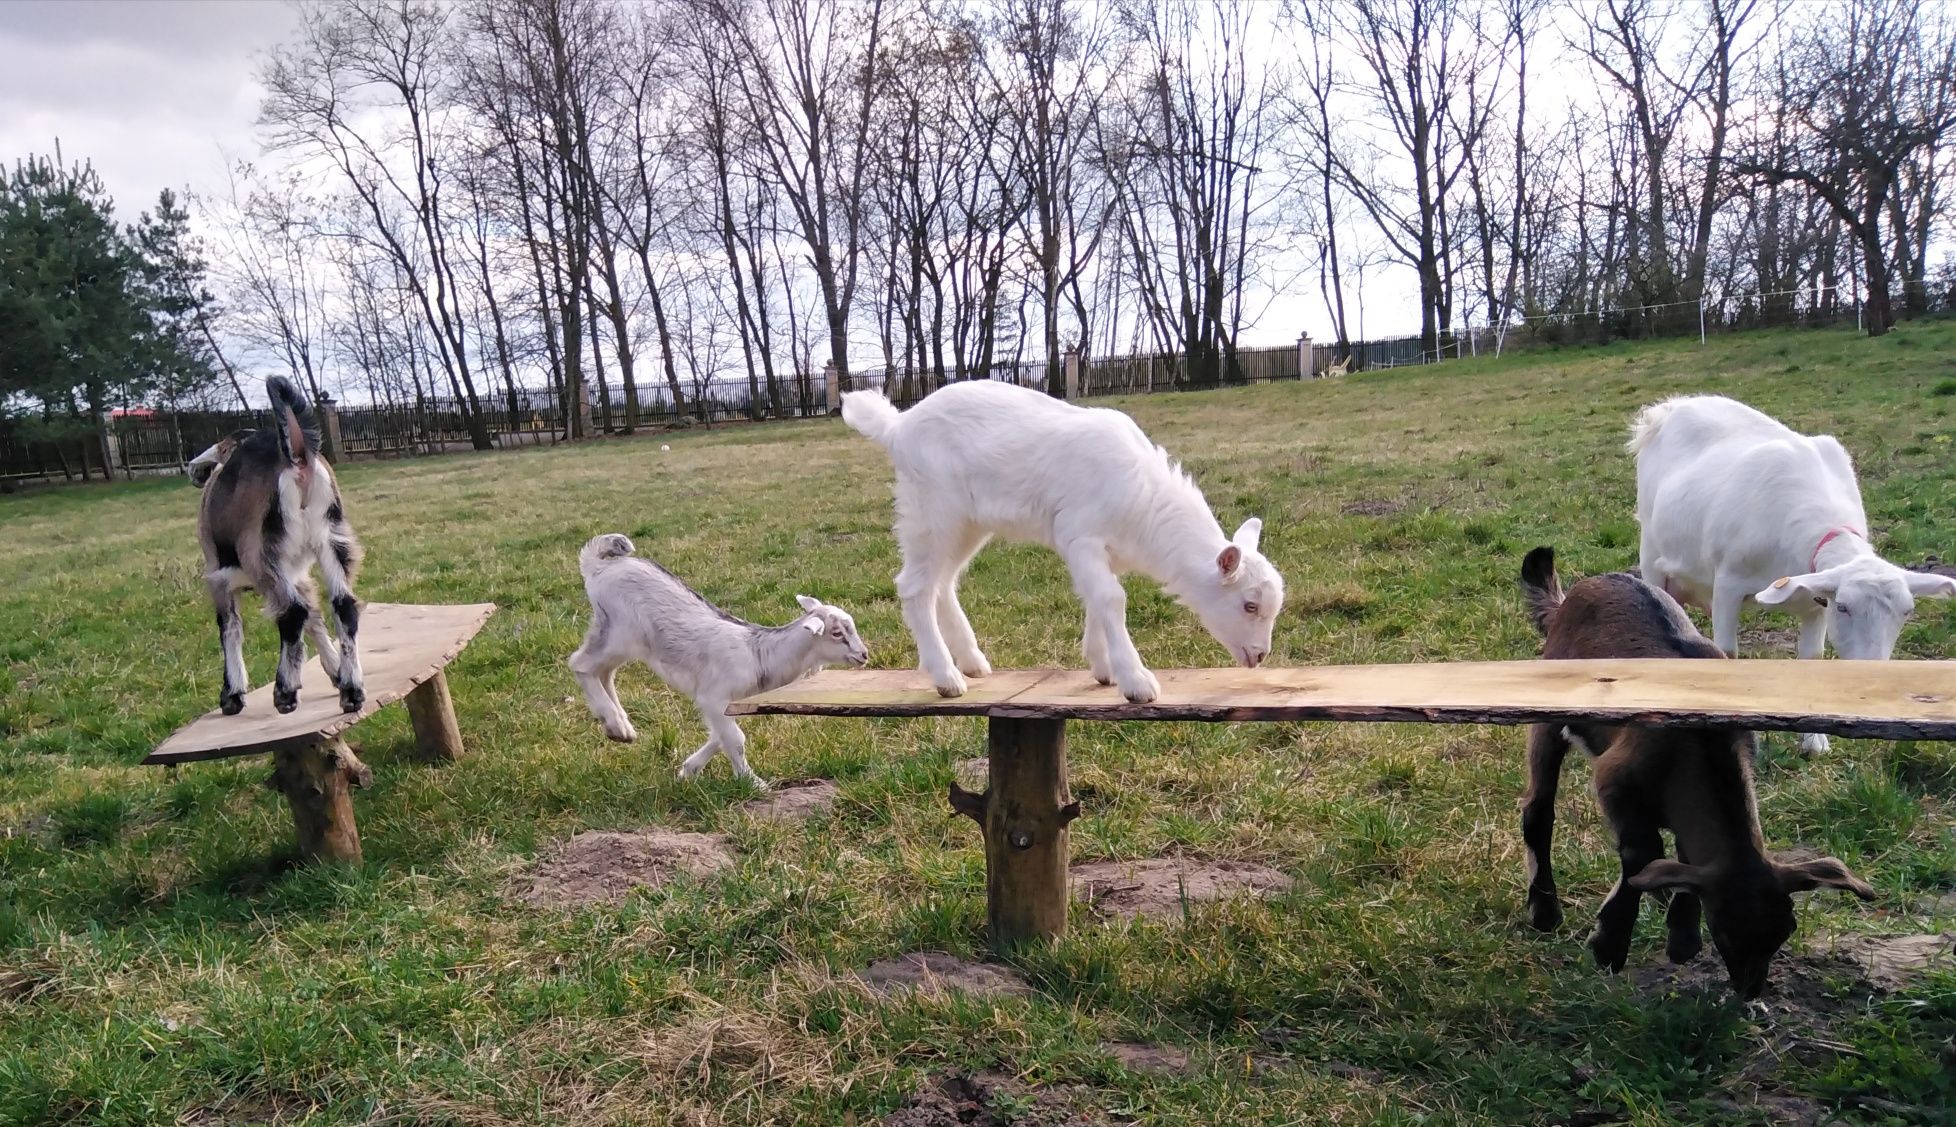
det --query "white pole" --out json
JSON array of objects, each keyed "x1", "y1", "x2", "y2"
[{"x1": 1699, "y1": 295, "x2": 1707, "y2": 345}]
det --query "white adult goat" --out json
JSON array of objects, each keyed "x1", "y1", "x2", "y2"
[
  {"x1": 1629, "y1": 394, "x2": 1954, "y2": 753},
  {"x1": 841, "y1": 380, "x2": 1284, "y2": 703},
  {"x1": 568, "y1": 533, "x2": 868, "y2": 787}
]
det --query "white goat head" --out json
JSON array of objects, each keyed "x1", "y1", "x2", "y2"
[
  {"x1": 1755, "y1": 558, "x2": 1955, "y2": 659},
  {"x1": 1179, "y1": 517, "x2": 1285, "y2": 669},
  {"x1": 795, "y1": 593, "x2": 870, "y2": 667}
]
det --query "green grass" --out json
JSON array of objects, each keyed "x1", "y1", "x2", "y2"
[{"x1": 3, "y1": 325, "x2": 1955, "y2": 1125}]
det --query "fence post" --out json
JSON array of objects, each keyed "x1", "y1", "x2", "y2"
[
  {"x1": 317, "y1": 393, "x2": 343, "y2": 464},
  {"x1": 1063, "y1": 347, "x2": 1080, "y2": 399},
  {"x1": 100, "y1": 422, "x2": 124, "y2": 479},
  {"x1": 1698, "y1": 296, "x2": 1707, "y2": 346},
  {"x1": 824, "y1": 361, "x2": 840, "y2": 415},
  {"x1": 1298, "y1": 333, "x2": 1314, "y2": 379}
]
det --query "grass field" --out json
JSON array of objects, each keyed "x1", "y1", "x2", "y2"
[{"x1": 3, "y1": 325, "x2": 1955, "y2": 1126}]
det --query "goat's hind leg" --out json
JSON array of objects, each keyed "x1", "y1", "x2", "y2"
[
  {"x1": 935, "y1": 527, "x2": 992, "y2": 679},
  {"x1": 209, "y1": 574, "x2": 249, "y2": 715},
  {"x1": 893, "y1": 526, "x2": 968, "y2": 698},
  {"x1": 1520, "y1": 723, "x2": 1571, "y2": 931},
  {"x1": 317, "y1": 522, "x2": 365, "y2": 712},
  {"x1": 266, "y1": 585, "x2": 311, "y2": 714},
  {"x1": 681, "y1": 707, "x2": 765, "y2": 789}
]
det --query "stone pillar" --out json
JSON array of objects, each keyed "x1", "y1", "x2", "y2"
[
  {"x1": 1298, "y1": 333, "x2": 1315, "y2": 379},
  {"x1": 1063, "y1": 347, "x2": 1081, "y2": 399},
  {"x1": 824, "y1": 361, "x2": 840, "y2": 414},
  {"x1": 317, "y1": 393, "x2": 343, "y2": 463}
]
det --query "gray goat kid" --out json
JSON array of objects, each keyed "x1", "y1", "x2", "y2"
[
  {"x1": 194, "y1": 377, "x2": 365, "y2": 715},
  {"x1": 568, "y1": 533, "x2": 868, "y2": 787}
]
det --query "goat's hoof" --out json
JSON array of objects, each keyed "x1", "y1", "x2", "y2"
[
  {"x1": 1799, "y1": 733, "x2": 1830, "y2": 756},
  {"x1": 677, "y1": 762, "x2": 704, "y2": 780},
  {"x1": 957, "y1": 655, "x2": 991, "y2": 678},
  {"x1": 1666, "y1": 932, "x2": 1703, "y2": 964},
  {"x1": 339, "y1": 685, "x2": 365, "y2": 713},
  {"x1": 1091, "y1": 670, "x2": 1113, "y2": 686},
  {"x1": 605, "y1": 723, "x2": 637, "y2": 743},
  {"x1": 932, "y1": 670, "x2": 969, "y2": 698},
  {"x1": 1118, "y1": 670, "x2": 1161, "y2": 704},
  {"x1": 220, "y1": 692, "x2": 245, "y2": 716},
  {"x1": 1586, "y1": 933, "x2": 1629, "y2": 974},
  {"x1": 1526, "y1": 897, "x2": 1563, "y2": 932},
  {"x1": 273, "y1": 687, "x2": 299, "y2": 714}
]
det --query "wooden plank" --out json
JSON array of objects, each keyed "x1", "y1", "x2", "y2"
[
  {"x1": 146, "y1": 602, "x2": 497, "y2": 765},
  {"x1": 728, "y1": 660, "x2": 1956, "y2": 740}
]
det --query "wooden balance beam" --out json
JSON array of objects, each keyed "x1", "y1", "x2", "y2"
[
  {"x1": 731, "y1": 661, "x2": 1956, "y2": 950},
  {"x1": 147, "y1": 602, "x2": 497, "y2": 865}
]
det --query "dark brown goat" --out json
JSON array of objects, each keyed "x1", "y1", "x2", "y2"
[
  {"x1": 196, "y1": 377, "x2": 364, "y2": 715},
  {"x1": 1518, "y1": 546, "x2": 1873, "y2": 998}
]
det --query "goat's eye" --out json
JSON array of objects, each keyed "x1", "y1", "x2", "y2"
[{"x1": 1243, "y1": 601, "x2": 1259, "y2": 616}]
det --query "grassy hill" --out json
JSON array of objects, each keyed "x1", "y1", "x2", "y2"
[{"x1": 2, "y1": 324, "x2": 1953, "y2": 1124}]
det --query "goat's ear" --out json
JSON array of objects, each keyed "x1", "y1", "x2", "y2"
[
  {"x1": 1231, "y1": 517, "x2": 1263, "y2": 552},
  {"x1": 1904, "y1": 571, "x2": 1956, "y2": 599},
  {"x1": 1777, "y1": 857, "x2": 1877, "y2": 900},
  {"x1": 1754, "y1": 571, "x2": 1838, "y2": 607},
  {"x1": 1217, "y1": 543, "x2": 1243, "y2": 579},
  {"x1": 801, "y1": 615, "x2": 825, "y2": 636},
  {"x1": 1627, "y1": 858, "x2": 1707, "y2": 894},
  {"x1": 795, "y1": 594, "x2": 822, "y2": 612}
]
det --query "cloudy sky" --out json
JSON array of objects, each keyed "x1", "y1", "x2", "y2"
[
  {"x1": 0, "y1": 0, "x2": 1417, "y2": 350},
  {"x1": 0, "y1": 0, "x2": 297, "y2": 217}
]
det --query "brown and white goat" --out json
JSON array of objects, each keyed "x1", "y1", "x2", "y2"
[
  {"x1": 195, "y1": 377, "x2": 365, "y2": 715},
  {"x1": 1517, "y1": 546, "x2": 1873, "y2": 998}
]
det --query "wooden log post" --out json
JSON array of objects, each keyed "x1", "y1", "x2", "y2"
[
  {"x1": 403, "y1": 670, "x2": 464, "y2": 762},
  {"x1": 948, "y1": 717, "x2": 1081, "y2": 950},
  {"x1": 270, "y1": 737, "x2": 372, "y2": 865}
]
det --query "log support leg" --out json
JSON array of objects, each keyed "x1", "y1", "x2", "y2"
[
  {"x1": 270, "y1": 737, "x2": 373, "y2": 865},
  {"x1": 949, "y1": 717, "x2": 1081, "y2": 950},
  {"x1": 404, "y1": 670, "x2": 464, "y2": 763}
]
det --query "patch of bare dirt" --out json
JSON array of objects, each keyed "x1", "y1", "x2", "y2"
[
  {"x1": 737, "y1": 779, "x2": 840, "y2": 822},
  {"x1": 182, "y1": 1096, "x2": 308, "y2": 1126},
  {"x1": 1340, "y1": 498, "x2": 1402, "y2": 516},
  {"x1": 880, "y1": 1071, "x2": 1110, "y2": 1127},
  {"x1": 1701, "y1": 1091, "x2": 1846, "y2": 1126},
  {"x1": 512, "y1": 828, "x2": 734, "y2": 908},
  {"x1": 859, "y1": 952, "x2": 1031, "y2": 1000},
  {"x1": 1071, "y1": 858, "x2": 1295, "y2": 921},
  {"x1": 1907, "y1": 554, "x2": 1956, "y2": 579},
  {"x1": 1739, "y1": 624, "x2": 1800, "y2": 653},
  {"x1": 1817, "y1": 932, "x2": 1955, "y2": 991},
  {"x1": 1100, "y1": 1042, "x2": 1192, "y2": 1075}
]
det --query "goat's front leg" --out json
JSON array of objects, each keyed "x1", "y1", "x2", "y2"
[
  {"x1": 1082, "y1": 617, "x2": 1112, "y2": 685},
  {"x1": 681, "y1": 708, "x2": 766, "y2": 789},
  {"x1": 1709, "y1": 578, "x2": 1745, "y2": 658},
  {"x1": 1664, "y1": 843, "x2": 1704, "y2": 964},
  {"x1": 936, "y1": 579, "x2": 991, "y2": 679},
  {"x1": 209, "y1": 576, "x2": 249, "y2": 715},
  {"x1": 268, "y1": 590, "x2": 310, "y2": 714},
  {"x1": 1061, "y1": 539, "x2": 1157, "y2": 703},
  {"x1": 316, "y1": 531, "x2": 365, "y2": 713},
  {"x1": 1794, "y1": 611, "x2": 1832, "y2": 755},
  {"x1": 1520, "y1": 724, "x2": 1570, "y2": 931},
  {"x1": 567, "y1": 639, "x2": 636, "y2": 742},
  {"x1": 1589, "y1": 824, "x2": 1664, "y2": 974}
]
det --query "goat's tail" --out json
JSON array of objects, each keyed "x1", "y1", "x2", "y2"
[
  {"x1": 1625, "y1": 398, "x2": 1678, "y2": 456},
  {"x1": 840, "y1": 389, "x2": 902, "y2": 446},
  {"x1": 1519, "y1": 546, "x2": 1564, "y2": 637},
  {"x1": 580, "y1": 533, "x2": 636, "y2": 577},
  {"x1": 266, "y1": 376, "x2": 322, "y2": 467}
]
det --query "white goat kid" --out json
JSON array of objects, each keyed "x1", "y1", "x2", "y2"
[
  {"x1": 568, "y1": 533, "x2": 869, "y2": 787},
  {"x1": 1629, "y1": 394, "x2": 1954, "y2": 753},
  {"x1": 841, "y1": 380, "x2": 1285, "y2": 703}
]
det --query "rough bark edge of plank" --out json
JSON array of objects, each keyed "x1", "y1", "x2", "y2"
[{"x1": 142, "y1": 602, "x2": 498, "y2": 766}]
